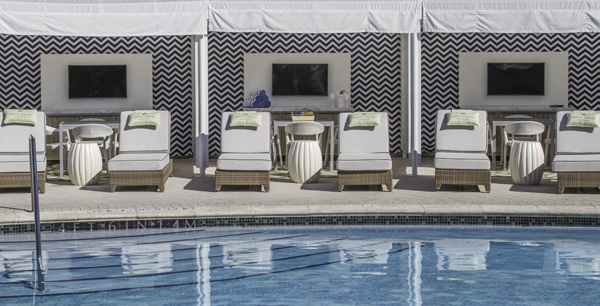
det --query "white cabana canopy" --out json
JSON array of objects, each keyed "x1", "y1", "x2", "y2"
[
  {"x1": 209, "y1": 0, "x2": 422, "y2": 33},
  {"x1": 2, "y1": 0, "x2": 600, "y2": 36},
  {"x1": 423, "y1": 0, "x2": 600, "y2": 33},
  {"x1": 0, "y1": 0, "x2": 209, "y2": 36}
]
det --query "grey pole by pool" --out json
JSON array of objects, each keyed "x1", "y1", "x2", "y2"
[{"x1": 29, "y1": 135, "x2": 45, "y2": 292}]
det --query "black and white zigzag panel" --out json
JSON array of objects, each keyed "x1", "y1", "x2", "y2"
[
  {"x1": 421, "y1": 32, "x2": 600, "y2": 152},
  {"x1": 0, "y1": 35, "x2": 193, "y2": 157},
  {"x1": 208, "y1": 32, "x2": 402, "y2": 155}
]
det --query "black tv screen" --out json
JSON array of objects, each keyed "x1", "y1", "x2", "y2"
[
  {"x1": 272, "y1": 64, "x2": 328, "y2": 96},
  {"x1": 68, "y1": 65, "x2": 127, "y2": 98},
  {"x1": 487, "y1": 63, "x2": 544, "y2": 96}
]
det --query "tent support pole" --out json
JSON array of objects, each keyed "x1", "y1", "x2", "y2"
[
  {"x1": 194, "y1": 35, "x2": 210, "y2": 177},
  {"x1": 408, "y1": 32, "x2": 422, "y2": 176}
]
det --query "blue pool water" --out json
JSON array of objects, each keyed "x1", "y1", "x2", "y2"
[{"x1": 1, "y1": 226, "x2": 600, "y2": 305}]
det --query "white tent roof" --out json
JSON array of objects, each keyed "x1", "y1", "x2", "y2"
[
  {"x1": 0, "y1": 0, "x2": 422, "y2": 36},
  {"x1": 0, "y1": 0, "x2": 209, "y2": 36},
  {"x1": 209, "y1": 0, "x2": 422, "y2": 33},
  {"x1": 0, "y1": 0, "x2": 599, "y2": 36},
  {"x1": 423, "y1": 0, "x2": 600, "y2": 33}
]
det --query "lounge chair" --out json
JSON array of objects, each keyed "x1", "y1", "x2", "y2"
[
  {"x1": 0, "y1": 111, "x2": 47, "y2": 193},
  {"x1": 434, "y1": 110, "x2": 491, "y2": 192},
  {"x1": 337, "y1": 112, "x2": 393, "y2": 192},
  {"x1": 215, "y1": 112, "x2": 271, "y2": 192},
  {"x1": 107, "y1": 111, "x2": 172, "y2": 192},
  {"x1": 552, "y1": 111, "x2": 600, "y2": 194}
]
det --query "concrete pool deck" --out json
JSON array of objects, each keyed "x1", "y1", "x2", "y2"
[{"x1": 0, "y1": 157, "x2": 599, "y2": 226}]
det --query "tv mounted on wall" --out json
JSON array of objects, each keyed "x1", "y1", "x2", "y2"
[
  {"x1": 487, "y1": 63, "x2": 545, "y2": 96},
  {"x1": 68, "y1": 65, "x2": 127, "y2": 98},
  {"x1": 272, "y1": 64, "x2": 328, "y2": 96}
]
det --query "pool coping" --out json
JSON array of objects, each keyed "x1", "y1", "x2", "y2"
[
  {"x1": 3, "y1": 203, "x2": 600, "y2": 224},
  {"x1": 3, "y1": 205, "x2": 600, "y2": 235}
]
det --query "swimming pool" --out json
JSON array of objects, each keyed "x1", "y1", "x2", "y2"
[{"x1": 1, "y1": 226, "x2": 599, "y2": 305}]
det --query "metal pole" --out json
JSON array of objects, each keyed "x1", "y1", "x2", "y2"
[
  {"x1": 29, "y1": 135, "x2": 45, "y2": 292},
  {"x1": 193, "y1": 34, "x2": 210, "y2": 177},
  {"x1": 408, "y1": 32, "x2": 422, "y2": 176}
]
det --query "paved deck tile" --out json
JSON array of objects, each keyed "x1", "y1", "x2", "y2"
[{"x1": 0, "y1": 157, "x2": 598, "y2": 225}]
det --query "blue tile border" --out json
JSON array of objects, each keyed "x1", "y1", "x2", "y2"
[{"x1": 2, "y1": 215, "x2": 600, "y2": 235}]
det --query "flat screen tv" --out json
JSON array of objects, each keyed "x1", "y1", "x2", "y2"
[
  {"x1": 272, "y1": 64, "x2": 328, "y2": 96},
  {"x1": 68, "y1": 65, "x2": 127, "y2": 98},
  {"x1": 487, "y1": 63, "x2": 544, "y2": 96}
]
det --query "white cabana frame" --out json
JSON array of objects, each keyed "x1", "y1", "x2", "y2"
[
  {"x1": 423, "y1": 0, "x2": 600, "y2": 33},
  {"x1": 0, "y1": 0, "x2": 209, "y2": 36},
  {"x1": 209, "y1": 0, "x2": 422, "y2": 33},
  {"x1": 0, "y1": 0, "x2": 423, "y2": 177}
]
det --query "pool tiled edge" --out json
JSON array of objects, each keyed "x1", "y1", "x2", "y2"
[{"x1": 3, "y1": 214, "x2": 600, "y2": 235}]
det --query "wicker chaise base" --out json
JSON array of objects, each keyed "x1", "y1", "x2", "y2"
[
  {"x1": 0, "y1": 172, "x2": 46, "y2": 193},
  {"x1": 215, "y1": 170, "x2": 270, "y2": 192},
  {"x1": 338, "y1": 170, "x2": 393, "y2": 192},
  {"x1": 557, "y1": 172, "x2": 600, "y2": 194},
  {"x1": 109, "y1": 159, "x2": 173, "y2": 192},
  {"x1": 435, "y1": 169, "x2": 491, "y2": 192}
]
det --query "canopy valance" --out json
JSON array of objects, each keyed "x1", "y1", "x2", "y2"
[
  {"x1": 208, "y1": 0, "x2": 422, "y2": 33},
  {"x1": 423, "y1": 0, "x2": 600, "y2": 33},
  {"x1": 0, "y1": 0, "x2": 209, "y2": 36},
  {"x1": 3, "y1": 0, "x2": 600, "y2": 36}
]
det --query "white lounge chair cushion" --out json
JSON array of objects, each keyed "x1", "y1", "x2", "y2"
[
  {"x1": 435, "y1": 110, "x2": 487, "y2": 153},
  {"x1": 434, "y1": 152, "x2": 490, "y2": 170},
  {"x1": 552, "y1": 154, "x2": 600, "y2": 172},
  {"x1": 0, "y1": 154, "x2": 46, "y2": 173},
  {"x1": 555, "y1": 111, "x2": 600, "y2": 154},
  {"x1": 337, "y1": 153, "x2": 392, "y2": 171},
  {"x1": 220, "y1": 112, "x2": 271, "y2": 154},
  {"x1": 339, "y1": 112, "x2": 389, "y2": 154},
  {"x1": 108, "y1": 153, "x2": 170, "y2": 172},
  {"x1": 0, "y1": 112, "x2": 46, "y2": 154},
  {"x1": 217, "y1": 153, "x2": 272, "y2": 171},
  {"x1": 119, "y1": 111, "x2": 170, "y2": 154}
]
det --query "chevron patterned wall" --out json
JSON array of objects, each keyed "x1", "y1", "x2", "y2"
[
  {"x1": 208, "y1": 32, "x2": 402, "y2": 155},
  {"x1": 421, "y1": 32, "x2": 600, "y2": 152},
  {"x1": 0, "y1": 35, "x2": 193, "y2": 156}
]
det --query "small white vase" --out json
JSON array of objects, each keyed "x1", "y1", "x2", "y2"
[{"x1": 344, "y1": 93, "x2": 351, "y2": 107}]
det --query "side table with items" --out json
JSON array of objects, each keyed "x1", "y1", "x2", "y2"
[{"x1": 273, "y1": 118, "x2": 335, "y2": 171}]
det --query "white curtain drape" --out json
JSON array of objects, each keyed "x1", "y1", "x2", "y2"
[
  {"x1": 0, "y1": 0, "x2": 209, "y2": 36},
  {"x1": 423, "y1": 0, "x2": 600, "y2": 33},
  {"x1": 209, "y1": 0, "x2": 422, "y2": 33}
]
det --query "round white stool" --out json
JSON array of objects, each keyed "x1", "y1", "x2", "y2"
[
  {"x1": 509, "y1": 140, "x2": 545, "y2": 185},
  {"x1": 68, "y1": 143, "x2": 103, "y2": 186},
  {"x1": 288, "y1": 140, "x2": 323, "y2": 183}
]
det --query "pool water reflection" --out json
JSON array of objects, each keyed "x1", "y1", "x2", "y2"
[{"x1": 1, "y1": 226, "x2": 599, "y2": 305}]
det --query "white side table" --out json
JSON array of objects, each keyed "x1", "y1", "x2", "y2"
[
  {"x1": 68, "y1": 143, "x2": 103, "y2": 186},
  {"x1": 273, "y1": 119, "x2": 334, "y2": 171},
  {"x1": 288, "y1": 140, "x2": 322, "y2": 183},
  {"x1": 509, "y1": 141, "x2": 545, "y2": 185}
]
